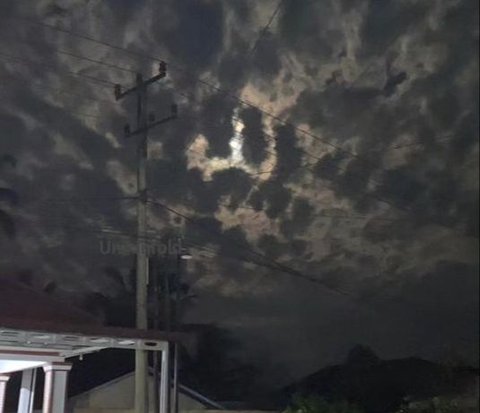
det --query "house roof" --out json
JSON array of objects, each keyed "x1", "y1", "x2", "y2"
[
  {"x1": 68, "y1": 366, "x2": 226, "y2": 410},
  {"x1": 0, "y1": 275, "x2": 189, "y2": 342},
  {"x1": 0, "y1": 275, "x2": 99, "y2": 326},
  {"x1": 0, "y1": 275, "x2": 195, "y2": 410}
]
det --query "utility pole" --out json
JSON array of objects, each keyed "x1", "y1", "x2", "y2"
[
  {"x1": 152, "y1": 257, "x2": 161, "y2": 413},
  {"x1": 114, "y1": 63, "x2": 177, "y2": 413},
  {"x1": 172, "y1": 240, "x2": 191, "y2": 413},
  {"x1": 172, "y1": 252, "x2": 182, "y2": 413}
]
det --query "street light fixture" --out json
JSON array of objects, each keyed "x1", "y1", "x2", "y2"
[{"x1": 180, "y1": 249, "x2": 193, "y2": 260}]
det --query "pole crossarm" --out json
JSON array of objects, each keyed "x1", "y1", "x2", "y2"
[
  {"x1": 114, "y1": 62, "x2": 167, "y2": 101},
  {"x1": 125, "y1": 109, "x2": 177, "y2": 138}
]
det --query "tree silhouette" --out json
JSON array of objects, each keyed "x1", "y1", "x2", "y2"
[
  {"x1": 180, "y1": 325, "x2": 259, "y2": 401},
  {"x1": 0, "y1": 154, "x2": 18, "y2": 238},
  {"x1": 345, "y1": 344, "x2": 380, "y2": 367},
  {"x1": 80, "y1": 258, "x2": 195, "y2": 328},
  {"x1": 285, "y1": 394, "x2": 364, "y2": 413}
]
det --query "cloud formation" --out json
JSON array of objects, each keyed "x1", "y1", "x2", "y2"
[{"x1": 0, "y1": 0, "x2": 478, "y2": 381}]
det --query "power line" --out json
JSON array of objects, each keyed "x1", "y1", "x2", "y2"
[
  {"x1": 25, "y1": 82, "x2": 115, "y2": 104},
  {"x1": 365, "y1": 134, "x2": 455, "y2": 152},
  {"x1": 181, "y1": 110, "x2": 470, "y2": 235},
  {"x1": 29, "y1": 206, "x2": 395, "y2": 320},
  {"x1": 10, "y1": 72, "x2": 460, "y2": 236},
  {"x1": 0, "y1": 15, "x2": 388, "y2": 162},
  {"x1": 3, "y1": 80, "x2": 113, "y2": 105},
  {"x1": 32, "y1": 212, "x2": 257, "y2": 264},
  {"x1": 2, "y1": 15, "x2": 154, "y2": 64},
  {"x1": 249, "y1": 0, "x2": 285, "y2": 55},
  {"x1": 11, "y1": 74, "x2": 433, "y2": 161},
  {"x1": 0, "y1": 86, "x2": 107, "y2": 122},
  {"x1": 179, "y1": 142, "x2": 400, "y2": 222},
  {"x1": 27, "y1": 215, "x2": 361, "y2": 305},
  {"x1": 174, "y1": 106, "x2": 329, "y2": 170},
  {"x1": 391, "y1": 135, "x2": 455, "y2": 149},
  {"x1": 179, "y1": 114, "x2": 405, "y2": 214},
  {"x1": 4, "y1": 13, "x2": 424, "y2": 169},
  {"x1": 7, "y1": 69, "x2": 455, "y2": 161},
  {"x1": 5, "y1": 14, "x2": 449, "y2": 184},
  {"x1": 51, "y1": 48, "x2": 136, "y2": 74},
  {"x1": 27, "y1": 199, "x2": 420, "y2": 318},
  {"x1": 23, "y1": 195, "x2": 136, "y2": 203},
  {"x1": 2, "y1": 17, "x2": 467, "y2": 235},
  {"x1": 0, "y1": 37, "x2": 137, "y2": 74},
  {"x1": 5, "y1": 63, "x2": 456, "y2": 222},
  {"x1": 146, "y1": 197, "x2": 354, "y2": 296},
  {"x1": 177, "y1": 91, "x2": 452, "y2": 216},
  {"x1": 26, "y1": 207, "x2": 326, "y2": 285},
  {"x1": 62, "y1": 109, "x2": 103, "y2": 120},
  {"x1": 26, "y1": 216, "x2": 469, "y2": 325},
  {"x1": 0, "y1": 50, "x2": 115, "y2": 87}
]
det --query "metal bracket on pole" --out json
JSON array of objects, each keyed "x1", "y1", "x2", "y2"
[
  {"x1": 124, "y1": 104, "x2": 178, "y2": 138},
  {"x1": 114, "y1": 62, "x2": 167, "y2": 101}
]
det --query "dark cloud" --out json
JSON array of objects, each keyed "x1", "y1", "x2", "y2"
[
  {"x1": 165, "y1": 0, "x2": 224, "y2": 70},
  {"x1": 217, "y1": 49, "x2": 249, "y2": 91},
  {"x1": 184, "y1": 215, "x2": 223, "y2": 247},
  {"x1": 360, "y1": 0, "x2": 428, "y2": 57},
  {"x1": 257, "y1": 234, "x2": 287, "y2": 260},
  {"x1": 149, "y1": 158, "x2": 193, "y2": 203},
  {"x1": 449, "y1": 112, "x2": 479, "y2": 163},
  {"x1": 239, "y1": 107, "x2": 268, "y2": 166},
  {"x1": 383, "y1": 71, "x2": 407, "y2": 97},
  {"x1": 278, "y1": 0, "x2": 339, "y2": 61},
  {"x1": 336, "y1": 159, "x2": 377, "y2": 211},
  {"x1": 104, "y1": 0, "x2": 147, "y2": 25},
  {"x1": 456, "y1": 195, "x2": 479, "y2": 238},
  {"x1": 200, "y1": 93, "x2": 235, "y2": 158},
  {"x1": 0, "y1": 112, "x2": 31, "y2": 155},
  {"x1": 248, "y1": 179, "x2": 292, "y2": 219},
  {"x1": 362, "y1": 217, "x2": 414, "y2": 244},
  {"x1": 289, "y1": 0, "x2": 478, "y2": 240},
  {"x1": 314, "y1": 152, "x2": 346, "y2": 181},
  {"x1": 210, "y1": 168, "x2": 253, "y2": 209},
  {"x1": 252, "y1": 31, "x2": 282, "y2": 80},
  {"x1": 294, "y1": 85, "x2": 381, "y2": 138},
  {"x1": 219, "y1": 225, "x2": 250, "y2": 257},
  {"x1": 289, "y1": 238, "x2": 308, "y2": 257},
  {"x1": 280, "y1": 197, "x2": 315, "y2": 237},
  {"x1": 376, "y1": 166, "x2": 426, "y2": 209},
  {"x1": 273, "y1": 124, "x2": 303, "y2": 181},
  {"x1": 369, "y1": 261, "x2": 479, "y2": 358},
  {"x1": 44, "y1": 3, "x2": 68, "y2": 18}
]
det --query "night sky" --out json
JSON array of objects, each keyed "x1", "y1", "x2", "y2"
[{"x1": 0, "y1": 0, "x2": 478, "y2": 387}]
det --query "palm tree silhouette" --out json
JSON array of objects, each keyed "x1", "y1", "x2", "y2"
[{"x1": 81, "y1": 259, "x2": 195, "y2": 328}]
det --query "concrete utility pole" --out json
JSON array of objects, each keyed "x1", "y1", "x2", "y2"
[{"x1": 114, "y1": 63, "x2": 177, "y2": 413}]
